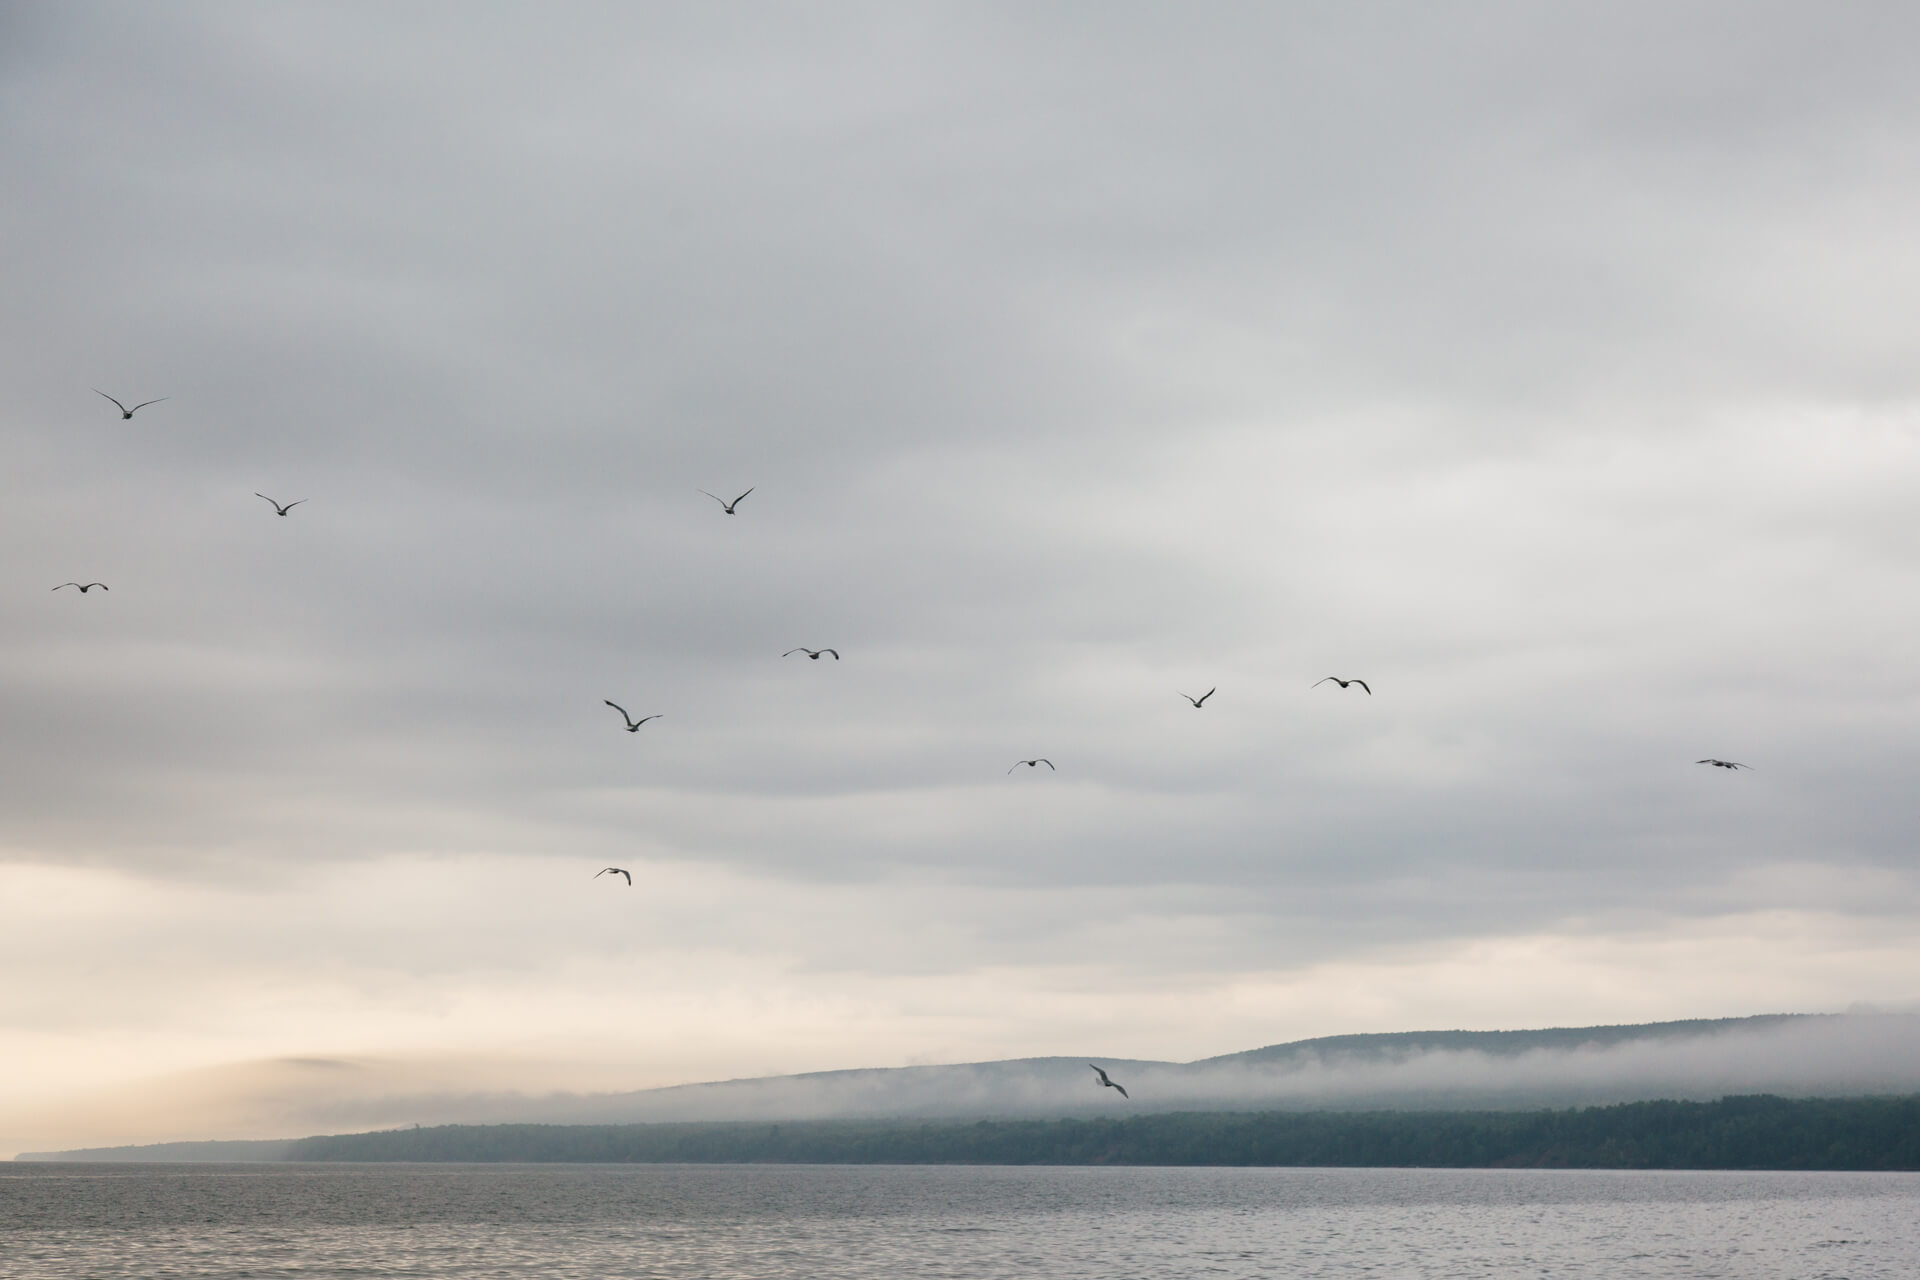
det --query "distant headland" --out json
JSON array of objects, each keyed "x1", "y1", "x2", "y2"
[{"x1": 22, "y1": 1012, "x2": 1920, "y2": 1165}]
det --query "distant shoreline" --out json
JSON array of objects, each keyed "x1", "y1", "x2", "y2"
[{"x1": 22, "y1": 1094, "x2": 1920, "y2": 1170}]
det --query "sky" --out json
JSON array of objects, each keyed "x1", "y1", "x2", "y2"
[{"x1": 5, "y1": 1, "x2": 1920, "y2": 1154}]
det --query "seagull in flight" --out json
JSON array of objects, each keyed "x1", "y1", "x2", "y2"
[
  {"x1": 604, "y1": 701, "x2": 661, "y2": 732},
  {"x1": 53, "y1": 582, "x2": 108, "y2": 593},
  {"x1": 1697, "y1": 759, "x2": 1752, "y2": 770},
  {"x1": 1179, "y1": 687, "x2": 1216, "y2": 708},
  {"x1": 594, "y1": 867, "x2": 632, "y2": 886},
  {"x1": 94, "y1": 389, "x2": 168, "y2": 419},
  {"x1": 1008, "y1": 758, "x2": 1055, "y2": 774},
  {"x1": 255, "y1": 493, "x2": 307, "y2": 516},
  {"x1": 699, "y1": 487, "x2": 754, "y2": 514},
  {"x1": 1313, "y1": 676, "x2": 1371, "y2": 695},
  {"x1": 1089, "y1": 1064, "x2": 1129, "y2": 1099},
  {"x1": 784, "y1": 648, "x2": 839, "y2": 660}
]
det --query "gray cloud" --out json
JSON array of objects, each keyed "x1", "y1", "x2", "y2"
[{"x1": 5, "y1": 3, "x2": 1920, "y2": 1137}]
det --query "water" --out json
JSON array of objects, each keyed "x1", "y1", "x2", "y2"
[{"x1": 3, "y1": 1162, "x2": 1917, "y2": 1278}]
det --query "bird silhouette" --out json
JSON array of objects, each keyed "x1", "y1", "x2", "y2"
[
  {"x1": 698, "y1": 487, "x2": 754, "y2": 514},
  {"x1": 783, "y1": 648, "x2": 840, "y2": 660},
  {"x1": 255, "y1": 494, "x2": 306, "y2": 516},
  {"x1": 1179, "y1": 688, "x2": 1216, "y2": 708},
  {"x1": 93, "y1": 390, "x2": 168, "y2": 419},
  {"x1": 604, "y1": 701, "x2": 661, "y2": 732},
  {"x1": 1089, "y1": 1064, "x2": 1129, "y2": 1099},
  {"x1": 594, "y1": 867, "x2": 632, "y2": 885},
  {"x1": 1697, "y1": 759, "x2": 1751, "y2": 770},
  {"x1": 1008, "y1": 758, "x2": 1055, "y2": 774},
  {"x1": 1313, "y1": 676, "x2": 1371, "y2": 695},
  {"x1": 53, "y1": 582, "x2": 108, "y2": 593}
]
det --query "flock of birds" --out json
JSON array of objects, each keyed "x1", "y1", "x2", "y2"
[{"x1": 59, "y1": 389, "x2": 1757, "y2": 1105}]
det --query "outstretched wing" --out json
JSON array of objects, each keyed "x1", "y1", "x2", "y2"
[
  {"x1": 604, "y1": 700, "x2": 633, "y2": 725},
  {"x1": 283, "y1": 499, "x2": 307, "y2": 511},
  {"x1": 634, "y1": 715, "x2": 661, "y2": 726},
  {"x1": 129, "y1": 398, "x2": 170, "y2": 413},
  {"x1": 783, "y1": 649, "x2": 807, "y2": 657},
  {"x1": 1113, "y1": 1082, "x2": 1129, "y2": 1099},
  {"x1": 93, "y1": 389, "x2": 129, "y2": 414},
  {"x1": 1197, "y1": 687, "x2": 1215, "y2": 704},
  {"x1": 255, "y1": 493, "x2": 280, "y2": 508},
  {"x1": 731, "y1": 487, "x2": 754, "y2": 505},
  {"x1": 1008, "y1": 762, "x2": 1022, "y2": 773},
  {"x1": 617, "y1": 869, "x2": 631, "y2": 885},
  {"x1": 698, "y1": 490, "x2": 727, "y2": 507},
  {"x1": 1312, "y1": 677, "x2": 1337, "y2": 688},
  {"x1": 1089, "y1": 1064, "x2": 1109, "y2": 1085},
  {"x1": 1352, "y1": 680, "x2": 1371, "y2": 695},
  {"x1": 53, "y1": 583, "x2": 76, "y2": 591},
  {"x1": 820, "y1": 649, "x2": 839, "y2": 659},
  {"x1": 1038, "y1": 759, "x2": 1055, "y2": 769}
]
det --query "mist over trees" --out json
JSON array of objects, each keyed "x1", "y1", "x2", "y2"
[
  {"x1": 468, "y1": 1014, "x2": 1920, "y2": 1127},
  {"x1": 21, "y1": 1015, "x2": 1920, "y2": 1158}
]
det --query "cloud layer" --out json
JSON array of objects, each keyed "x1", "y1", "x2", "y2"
[{"x1": 5, "y1": 3, "x2": 1920, "y2": 1153}]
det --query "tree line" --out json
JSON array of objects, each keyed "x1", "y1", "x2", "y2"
[{"x1": 285, "y1": 1094, "x2": 1920, "y2": 1169}]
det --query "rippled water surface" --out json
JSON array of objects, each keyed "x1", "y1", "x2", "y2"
[{"x1": 3, "y1": 1162, "x2": 1917, "y2": 1278}]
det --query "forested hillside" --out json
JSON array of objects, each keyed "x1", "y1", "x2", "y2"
[{"x1": 285, "y1": 1094, "x2": 1920, "y2": 1169}]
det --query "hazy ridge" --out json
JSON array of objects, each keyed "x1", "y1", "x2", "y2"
[{"x1": 24, "y1": 1012, "x2": 1920, "y2": 1161}]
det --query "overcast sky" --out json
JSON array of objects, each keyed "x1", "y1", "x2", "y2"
[{"x1": 6, "y1": 2, "x2": 1920, "y2": 1153}]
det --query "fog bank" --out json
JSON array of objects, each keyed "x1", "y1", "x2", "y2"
[{"x1": 17, "y1": 1013, "x2": 1920, "y2": 1158}]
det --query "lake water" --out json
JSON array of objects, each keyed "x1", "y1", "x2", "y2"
[{"x1": 3, "y1": 1162, "x2": 1917, "y2": 1278}]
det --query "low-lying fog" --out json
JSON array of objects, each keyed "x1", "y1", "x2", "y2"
[{"x1": 18, "y1": 1013, "x2": 1920, "y2": 1156}]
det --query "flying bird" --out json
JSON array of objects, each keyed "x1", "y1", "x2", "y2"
[
  {"x1": 1089, "y1": 1064, "x2": 1129, "y2": 1099},
  {"x1": 783, "y1": 648, "x2": 840, "y2": 660},
  {"x1": 1179, "y1": 688, "x2": 1216, "y2": 708},
  {"x1": 255, "y1": 493, "x2": 306, "y2": 516},
  {"x1": 94, "y1": 389, "x2": 168, "y2": 419},
  {"x1": 604, "y1": 701, "x2": 661, "y2": 732},
  {"x1": 594, "y1": 867, "x2": 632, "y2": 886},
  {"x1": 1697, "y1": 759, "x2": 1752, "y2": 770},
  {"x1": 698, "y1": 487, "x2": 754, "y2": 514},
  {"x1": 52, "y1": 582, "x2": 108, "y2": 593},
  {"x1": 1313, "y1": 676, "x2": 1371, "y2": 695},
  {"x1": 1008, "y1": 758, "x2": 1055, "y2": 774}
]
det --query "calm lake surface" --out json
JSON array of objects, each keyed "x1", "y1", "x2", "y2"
[{"x1": 4, "y1": 1162, "x2": 1917, "y2": 1279}]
